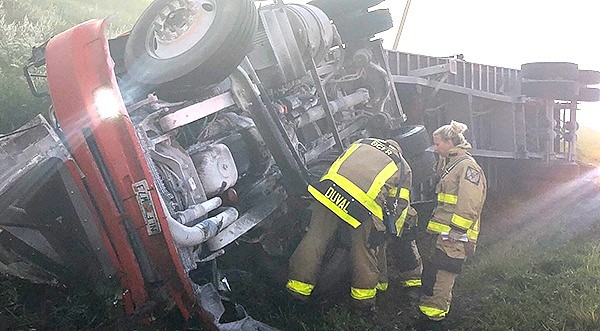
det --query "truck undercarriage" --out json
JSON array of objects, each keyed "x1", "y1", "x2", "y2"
[{"x1": 1, "y1": 0, "x2": 598, "y2": 329}]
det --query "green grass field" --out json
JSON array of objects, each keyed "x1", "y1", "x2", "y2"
[{"x1": 577, "y1": 126, "x2": 600, "y2": 166}]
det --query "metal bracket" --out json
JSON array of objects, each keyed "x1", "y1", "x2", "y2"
[{"x1": 408, "y1": 60, "x2": 458, "y2": 77}]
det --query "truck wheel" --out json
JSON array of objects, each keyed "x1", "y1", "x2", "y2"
[
  {"x1": 307, "y1": 152, "x2": 340, "y2": 184},
  {"x1": 521, "y1": 80, "x2": 579, "y2": 100},
  {"x1": 578, "y1": 70, "x2": 600, "y2": 86},
  {"x1": 407, "y1": 151, "x2": 436, "y2": 186},
  {"x1": 577, "y1": 87, "x2": 600, "y2": 102},
  {"x1": 308, "y1": 0, "x2": 384, "y2": 17},
  {"x1": 520, "y1": 62, "x2": 578, "y2": 81},
  {"x1": 390, "y1": 125, "x2": 431, "y2": 160},
  {"x1": 124, "y1": 0, "x2": 258, "y2": 86},
  {"x1": 335, "y1": 9, "x2": 393, "y2": 41}
]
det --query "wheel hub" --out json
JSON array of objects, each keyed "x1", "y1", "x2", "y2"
[{"x1": 147, "y1": 0, "x2": 217, "y2": 59}]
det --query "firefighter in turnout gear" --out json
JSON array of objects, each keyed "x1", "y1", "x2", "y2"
[
  {"x1": 377, "y1": 205, "x2": 422, "y2": 295},
  {"x1": 286, "y1": 138, "x2": 412, "y2": 309},
  {"x1": 417, "y1": 121, "x2": 487, "y2": 331}
]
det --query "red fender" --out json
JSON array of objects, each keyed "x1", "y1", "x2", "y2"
[{"x1": 46, "y1": 19, "x2": 210, "y2": 325}]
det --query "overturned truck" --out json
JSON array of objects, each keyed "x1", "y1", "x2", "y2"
[{"x1": 1, "y1": 0, "x2": 599, "y2": 328}]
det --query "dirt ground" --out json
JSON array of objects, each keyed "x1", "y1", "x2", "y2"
[
  {"x1": 1, "y1": 166, "x2": 599, "y2": 330},
  {"x1": 230, "y1": 165, "x2": 600, "y2": 330}
]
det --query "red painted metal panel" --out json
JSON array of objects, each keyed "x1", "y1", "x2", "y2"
[{"x1": 45, "y1": 19, "x2": 207, "y2": 324}]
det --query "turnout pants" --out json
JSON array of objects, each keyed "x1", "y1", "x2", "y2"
[
  {"x1": 378, "y1": 206, "x2": 423, "y2": 290},
  {"x1": 377, "y1": 238, "x2": 422, "y2": 290},
  {"x1": 287, "y1": 202, "x2": 382, "y2": 307},
  {"x1": 397, "y1": 239, "x2": 423, "y2": 288},
  {"x1": 418, "y1": 233, "x2": 471, "y2": 321}
]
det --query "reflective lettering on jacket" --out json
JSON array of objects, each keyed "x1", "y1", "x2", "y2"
[
  {"x1": 324, "y1": 186, "x2": 350, "y2": 212},
  {"x1": 308, "y1": 139, "x2": 411, "y2": 229}
]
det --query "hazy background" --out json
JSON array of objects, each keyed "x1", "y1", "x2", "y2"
[{"x1": 375, "y1": 0, "x2": 600, "y2": 132}]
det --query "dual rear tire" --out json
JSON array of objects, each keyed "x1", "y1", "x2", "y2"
[{"x1": 520, "y1": 62, "x2": 600, "y2": 102}]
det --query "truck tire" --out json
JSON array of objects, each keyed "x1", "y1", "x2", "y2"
[
  {"x1": 521, "y1": 80, "x2": 579, "y2": 100},
  {"x1": 520, "y1": 62, "x2": 578, "y2": 81},
  {"x1": 577, "y1": 87, "x2": 600, "y2": 102},
  {"x1": 407, "y1": 151, "x2": 436, "y2": 186},
  {"x1": 124, "y1": 0, "x2": 258, "y2": 86},
  {"x1": 308, "y1": 0, "x2": 384, "y2": 17},
  {"x1": 578, "y1": 70, "x2": 600, "y2": 86},
  {"x1": 335, "y1": 9, "x2": 393, "y2": 41},
  {"x1": 307, "y1": 150, "x2": 342, "y2": 184},
  {"x1": 390, "y1": 125, "x2": 431, "y2": 160}
]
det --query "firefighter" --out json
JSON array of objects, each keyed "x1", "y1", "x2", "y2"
[
  {"x1": 377, "y1": 206, "x2": 422, "y2": 296},
  {"x1": 417, "y1": 121, "x2": 487, "y2": 331},
  {"x1": 286, "y1": 137, "x2": 412, "y2": 313}
]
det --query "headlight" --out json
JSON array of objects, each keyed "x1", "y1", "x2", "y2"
[{"x1": 94, "y1": 87, "x2": 121, "y2": 119}]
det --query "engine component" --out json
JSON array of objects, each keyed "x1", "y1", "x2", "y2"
[
  {"x1": 294, "y1": 88, "x2": 370, "y2": 128},
  {"x1": 248, "y1": 3, "x2": 334, "y2": 89},
  {"x1": 176, "y1": 197, "x2": 222, "y2": 225},
  {"x1": 285, "y1": 4, "x2": 334, "y2": 64},
  {"x1": 190, "y1": 144, "x2": 238, "y2": 197},
  {"x1": 159, "y1": 194, "x2": 239, "y2": 247}
]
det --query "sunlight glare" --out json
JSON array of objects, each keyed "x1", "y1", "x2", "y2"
[{"x1": 94, "y1": 88, "x2": 121, "y2": 119}]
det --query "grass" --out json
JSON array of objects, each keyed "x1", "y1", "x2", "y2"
[
  {"x1": 454, "y1": 235, "x2": 600, "y2": 330},
  {"x1": 4, "y1": 186, "x2": 600, "y2": 330},
  {"x1": 1, "y1": 130, "x2": 600, "y2": 329},
  {"x1": 447, "y1": 146, "x2": 600, "y2": 331},
  {"x1": 0, "y1": 277, "x2": 120, "y2": 330},
  {"x1": 0, "y1": 0, "x2": 152, "y2": 133},
  {"x1": 577, "y1": 126, "x2": 600, "y2": 166}
]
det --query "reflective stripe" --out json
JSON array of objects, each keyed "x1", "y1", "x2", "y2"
[
  {"x1": 286, "y1": 279, "x2": 314, "y2": 296},
  {"x1": 376, "y1": 282, "x2": 388, "y2": 291},
  {"x1": 317, "y1": 140, "x2": 406, "y2": 224},
  {"x1": 367, "y1": 161, "x2": 398, "y2": 198},
  {"x1": 321, "y1": 172, "x2": 383, "y2": 220},
  {"x1": 427, "y1": 220, "x2": 452, "y2": 234},
  {"x1": 451, "y1": 213, "x2": 474, "y2": 230},
  {"x1": 419, "y1": 305, "x2": 449, "y2": 319},
  {"x1": 350, "y1": 287, "x2": 377, "y2": 300},
  {"x1": 467, "y1": 228, "x2": 479, "y2": 241},
  {"x1": 428, "y1": 220, "x2": 479, "y2": 241},
  {"x1": 402, "y1": 279, "x2": 422, "y2": 287},
  {"x1": 394, "y1": 206, "x2": 409, "y2": 235},
  {"x1": 388, "y1": 187, "x2": 410, "y2": 200},
  {"x1": 437, "y1": 193, "x2": 458, "y2": 205},
  {"x1": 329, "y1": 143, "x2": 361, "y2": 174},
  {"x1": 387, "y1": 188, "x2": 410, "y2": 236},
  {"x1": 308, "y1": 185, "x2": 362, "y2": 228}
]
